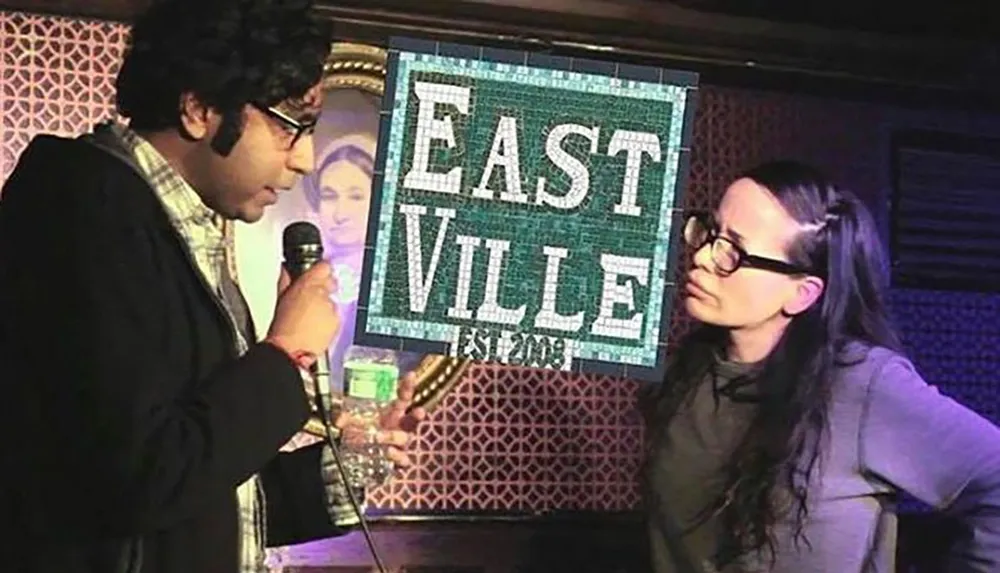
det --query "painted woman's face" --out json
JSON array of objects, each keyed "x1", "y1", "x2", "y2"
[{"x1": 317, "y1": 159, "x2": 372, "y2": 248}]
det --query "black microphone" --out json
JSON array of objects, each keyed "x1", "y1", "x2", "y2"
[
  {"x1": 282, "y1": 221, "x2": 331, "y2": 410},
  {"x1": 282, "y1": 221, "x2": 325, "y2": 277},
  {"x1": 280, "y1": 221, "x2": 389, "y2": 573}
]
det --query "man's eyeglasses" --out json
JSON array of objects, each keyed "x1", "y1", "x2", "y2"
[
  {"x1": 252, "y1": 103, "x2": 317, "y2": 150},
  {"x1": 683, "y1": 212, "x2": 812, "y2": 276}
]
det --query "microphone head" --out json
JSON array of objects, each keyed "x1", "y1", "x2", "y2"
[
  {"x1": 283, "y1": 221, "x2": 322, "y2": 249},
  {"x1": 283, "y1": 221, "x2": 324, "y2": 271}
]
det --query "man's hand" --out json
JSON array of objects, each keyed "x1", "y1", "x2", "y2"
[{"x1": 266, "y1": 262, "x2": 339, "y2": 360}]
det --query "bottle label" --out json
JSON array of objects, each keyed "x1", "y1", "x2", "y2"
[{"x1": 344, "y1": 361, "x2": 399, "y2": 403}]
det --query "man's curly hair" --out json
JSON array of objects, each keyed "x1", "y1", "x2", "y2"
[{"x1": 116, "y1": 0, "x2": 332, "y2": 141}]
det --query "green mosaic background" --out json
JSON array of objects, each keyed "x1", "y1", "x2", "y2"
[{"x1": 365, "y1": 54, "x2": 690, "y2": 368}]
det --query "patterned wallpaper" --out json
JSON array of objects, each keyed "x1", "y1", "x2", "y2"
[{"x1": 2, "y1": 10, "x2": 998, "y2": 517}]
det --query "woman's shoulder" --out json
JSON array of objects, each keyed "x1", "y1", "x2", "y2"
[
  {"x1": 834, "y1": 340, "x2": 923, "y2": 397},
  {"x1": 838, "y1": 339, "x2": 910, "y2": 369}
]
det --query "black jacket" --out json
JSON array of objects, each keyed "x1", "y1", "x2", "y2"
[{"x1": 0, "y1": 131, "x2": 348, "y2": 572}]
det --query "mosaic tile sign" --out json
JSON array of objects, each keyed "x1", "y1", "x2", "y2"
[{"x1": 355, "y1": 37, "x2": 698, "y2": 381}]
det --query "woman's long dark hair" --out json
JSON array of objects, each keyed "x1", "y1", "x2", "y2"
[{"x1": 647, "y1": 160, "x2": 904, "y2": 563}]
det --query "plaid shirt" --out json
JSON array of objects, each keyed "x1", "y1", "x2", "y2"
[{"x1": 116, "y1": 125, "x2": 268, "y2": 572}]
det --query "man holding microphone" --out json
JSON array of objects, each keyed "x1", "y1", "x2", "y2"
[{"x1": 0, "y1": 0, "x2": 423, "y2": 571}]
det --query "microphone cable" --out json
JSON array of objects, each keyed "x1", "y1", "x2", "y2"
[{"x1": 309, "y1": 362, "x2": 389, "y2": 573}]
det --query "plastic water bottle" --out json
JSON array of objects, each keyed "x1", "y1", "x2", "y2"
[
  {"x1": 343, "y1": 345, "x2": 399, "y2": 415},
  {"x1": 340, "y1": 345, "x2": 399, "y2": 489}
]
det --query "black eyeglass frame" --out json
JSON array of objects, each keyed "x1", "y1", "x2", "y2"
[
  {"x1": 683, "y1": 212, "x2": 814, "y2": 276},
  {"x1": 252, "y1": 102, "x2": 317, "y2": 150}
]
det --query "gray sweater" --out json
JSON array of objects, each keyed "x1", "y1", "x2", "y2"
[{"x1": 646, "y1": 344, "x2": 1000, "y2": 572}]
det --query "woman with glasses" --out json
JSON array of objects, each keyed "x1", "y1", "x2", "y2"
[{"x1": 644, "y1": 160, "x2": 1000, "y2": 572}]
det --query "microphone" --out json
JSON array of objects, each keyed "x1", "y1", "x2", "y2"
[
  {"x1": 282, "y1": 221, "x2": 332, "y2": 411},
  {"x1": 281, "y1": 221, "x2": 388, "y2": 573},
  {"x1": 282, "y1": 221, "x2": 325, "y2": 276}
]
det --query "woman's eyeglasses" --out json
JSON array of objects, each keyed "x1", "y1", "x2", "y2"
[{"x1": 683, "y1": 213, "x2": 812, "y2": 276}]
